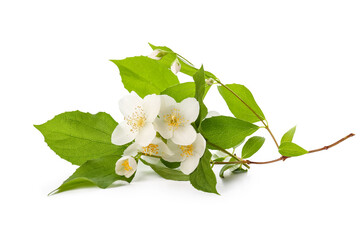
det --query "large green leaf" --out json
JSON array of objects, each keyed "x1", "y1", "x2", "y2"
[
  {"x1": 281, "y1": 126, "x2": 297, "y2": 144},
  {"x1": 279, "y1": 142, "x2": 308, "y2": 157},
  {"x1": 35, "y1": 111, "x2": 123, "y2": 166},
  {"x1": 193, "y1": 66, "x2": 208, "y2": 127},
  {"x1": 111, "y1": 56, "x2": 179, "y2": 98},
  {"x1": 161, "y1": 82, "x2": 195, "y2": 102},
  {"x1": 218, "y1": 84, "x2": 265, "y2": 123},
  {"x1": 189, "y1": 150, "x2": 218, "y2": 194},
  {"x1": 141, "y1": 159, "x2": 189, "y2": 181},
  {"x1": 241, "y1": 136, "x2": 265, "y2": 159},
  {"x1": 200, "y1": 116, "x2": 259, "y2": 149},
  {"x1": 50, "y1": 152, "x2": 132, "y2": 195}
]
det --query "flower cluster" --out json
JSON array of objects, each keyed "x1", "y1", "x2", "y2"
[{"x1": 111, "y1": 92, "x2": 206, "y2": 177}]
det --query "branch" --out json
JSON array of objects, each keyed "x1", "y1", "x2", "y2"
[{"x1": 213, "y1": 133, "x2": 355, "y2": 165}]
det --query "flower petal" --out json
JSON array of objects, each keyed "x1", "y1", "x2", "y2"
[
  {"x1": 148, "y1": 50, "x2": 162, "y2": 60},
  {"x1": 159, "y1": 95, "x2": 177, "y2": 113},
  {"x1": 118, "y1": 91, "x2": 143, "y2": 117},
  {"x1": 162, "y1": 140, "x2": 185, "y2": 162},
  {"x1": 128, "y1": 157, "x2": 138, "y2": 170},
  {"x1": 172, "y1": 125, "x2": 197, "y2": 145},
  {"x1": 178, "y1": 98, "x2": 199, "y2": 123},
  {"x1": 142, "y1": 94, "x2": 161, "y2": 122},
  {"x1": 124, "y1": 142, "x2": 141, "y2": 156},
  {"x1": 142, "y1": 156, "x2": 160, "y2": 164},
  {"x1": 180, "y1": 156, "x2": 200, "y2": 175},
  {"x1": 154, "y1": 117, "x2": 173, "y2": 139},
  {"x1": 192, "y1": 133, "x2": 206, "y2": 157},
  {"x1": 111, "y1": 121, "x2": 137, "y2": 145},
  {"x1": 135, "y1": 122, "x2": 156, "y2": 146}
]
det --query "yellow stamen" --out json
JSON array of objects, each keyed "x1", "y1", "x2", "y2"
[
  {"x1": 142, "y1": 144, "x2": 159, "y2": 156},
  {"x1": 121, "y1": 160, "x2": 133, "y2": 171},
  {"x1": 180, "y1": 145, "x2": 193, "y2": 157},
  {"x1": 164, "y1": 108, "x2": 186, "y2": 130},
  {"x1": 125, "y1": 106, "x2": 146, "y2": 132}
]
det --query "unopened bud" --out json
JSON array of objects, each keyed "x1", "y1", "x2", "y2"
[
  {"x1": 205, "y1": 78, "x2": 215, "y2": 86},
  {"x1": 170, "y1": 59, "x2": 181, "y2": 74},
  {"x1": 148, "y1": 49, "x2": 167, "y2": 60}
]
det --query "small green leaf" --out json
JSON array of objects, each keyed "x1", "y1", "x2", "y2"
[
  {"x1": 232, "y1": 167, "x2": 248, "y2": 174},
  {"x1": 193, "y1": 66, "x2": 208, "y2": 127},
  {"x1": 220, "y1": 164, "x2": 237, "y2": 178},
  {"x1": 161, "y1": 159, "x2": 181, "y2": 169},
  {"x1": 200, "y1": 116, "x2": 259, "y2": 149},
  {"x1": 279, "y1": 142, "x2": 308, "y2": 157},
  {"x1": 190, "y1": 150, "x2": 218, "y2": 194},
  {"x1": 219, "y1": 164, "x2": 248, "y2": 178},
  {"x1": 212, "y1": 157, "x2": 226, "y2": 163},
  {"x1": 35, "y1": 111, "x2": 123, "y2": 166},
  {"x1": 241, "y1": 136, "x2": 265, "y2": 159},
  {"x1": 281, "y1": 126, "x2": 297, "y2": 144},
  {"x1": 111, "y1": 56, "x2": 179, "y2": 98},
  {"x1": 51, "y1": 153, "x2": 131, "y2": 195},
  {"x1": 218, "y1": 84, "x2": 265, "y2": 123},
  {"x1": 161, "y1": 82, "x2": 195, "y2": 102},
  {"x1": 141, "y1": 159, "x2": 189, "y2": 181}
]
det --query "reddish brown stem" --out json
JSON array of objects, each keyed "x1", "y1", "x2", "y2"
[{"x1": 213, "y1": 133, "x2": 355, "y2": 165}]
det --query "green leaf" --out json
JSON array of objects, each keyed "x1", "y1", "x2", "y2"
[
  {"x1": 111, "y1": 56, "x2": 179, "y2": 98},
  {"x1": 149, "y1": 43, "x2": 217, "y2": 79},
  {"x1": 35, "y1": 111, "x2": 123, "y2": 166},
  {"x1": 141, "y1": 159, "x2": 189, "y2": 181},
  {"x1": 220, "y1": 164, "x2": 236, "y2": 178},
  {"x1": 281, "y1": 126, "x2": 297, "y2": 144},
  {"x1": 51, "y1": 152, "x2": 131, "y2": 195},
  {"x1": 218, "y1": 84, "x2": 266, "y2": 123},
  {"x1": 200, "y1": 116, "x2": 259, "y2": 150},
  {"x1": 161, "y1": 159, "x2": 181, "y2": 169},
  {"x1": 241, "y1": 136, "x2": 265, "y2": 159},
  {"x1": 219, "y1": 163, "x2": 248, "y2": 178},
  {"x1": 193, "y1": 66, "x2": 208, "y2": 127},
  {"x1": 232, "y1": 167, "x2": 248, "y2": 174},
  {"x1": 189, "y1": 150, "x2": 218, "y2": 194},
  {"x1": 148, "y1": 43, "x2": 215, "y2": 96},
  {"x1": 161, "y1": 82, "x2": 195, "y2": 102},
  {"x1": 212, "y1": 157, "x2": 226, "y2": 163},
  {"x1": 279, "y1": 142, "x2": 308, "y2": 157}
]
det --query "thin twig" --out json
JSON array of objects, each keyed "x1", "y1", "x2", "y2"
[{"x1": 213, "y1": 133, "x2": 355, "y2": 165}]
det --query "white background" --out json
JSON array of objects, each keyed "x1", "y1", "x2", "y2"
[{"x1": 1, "y1": 1, "x2": 359, "y2": 239}]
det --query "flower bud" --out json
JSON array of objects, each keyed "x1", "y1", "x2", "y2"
[
  {"x1": 170, "y1": 59, "x2": 181, "y2": 74},
  {"x1": 148, "y1": 49, "x2": 167, "y2": 60},
  {"x1": 205, "y1": 78, "x2": 215, "y2": 86}
]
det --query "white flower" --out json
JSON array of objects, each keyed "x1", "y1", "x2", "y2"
[
  {"x1": 154, "y1": 95, "x2": 199, "y2": 145},
  {"x1": 111, "y1": 91, "x2": 160, "y2": 147},
  {"x1": 148, "y1": 49, "x2": 166, "y2": 60},
  {"x1": 115, "y1": 156, "x2": 137, "y2": 178},
  {"x1": 123, "y1": 137, "x2": 173, "y2": 164},
  {"x1": 170, "y1": 59, "x2": 181, "y2": 74},
  {"x1": 162, "y1": 133, "x2": 206, "y2": 174}
]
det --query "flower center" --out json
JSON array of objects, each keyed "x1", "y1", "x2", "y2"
[
  {"x1": 180, "y1": 144, "x2": 193, "y2": 157},
  {"x1": 164, "y1": 108, "x2": 186, "y2": 130},
  {"x1": 125, "y1": 106, "x2": 146, "y2": 132},
  {"x1": 121, "y1": 160, "x2": 133, "y2": 171},
  {"x1": 142, "y1": 144, "x2": 159, "y2": 156}
]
